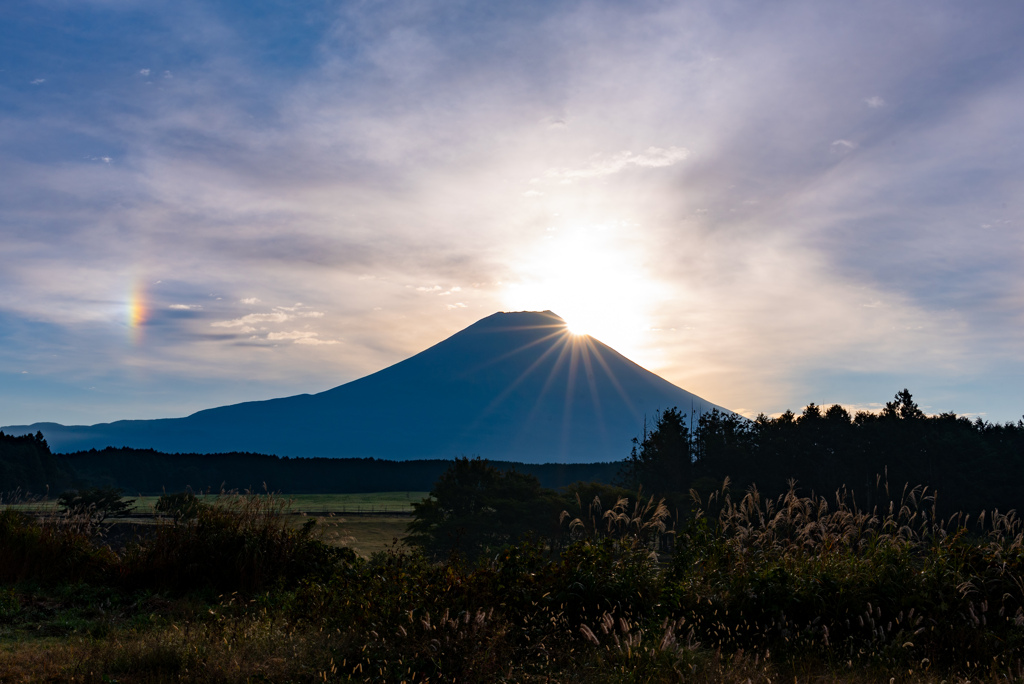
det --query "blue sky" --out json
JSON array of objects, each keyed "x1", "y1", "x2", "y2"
[{"x1": 2, "y1": 0, "x2": 1022, "y2": 427}]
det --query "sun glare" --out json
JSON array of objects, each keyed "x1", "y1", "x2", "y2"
[
  {"x1": 502, "y1": 224, "x2": 662, "y2": 357},
  {"x1": 564, "y1": 320, "x2": 589, "y2": 336}
]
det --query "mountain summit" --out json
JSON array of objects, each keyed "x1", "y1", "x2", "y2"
[{"x1": 4, "y1": 311, "x2": 729, "y2": 463}]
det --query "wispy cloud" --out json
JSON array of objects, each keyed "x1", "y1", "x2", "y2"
[
  {"x1": 211, "y1": 312, "x2": 290, "y2": 328},
  {"x1": 540, "y1": 146, "x2": 690, "y2": 183},
  {"x1": 266, "y1": 331, "x2": 339, "y2": 345},
  {"x1": 211, "y1": 306, "x2": 325, "y2": 329},
  {"x1": 2, "y1": 0, "x2": 1023, "y2": 426}
]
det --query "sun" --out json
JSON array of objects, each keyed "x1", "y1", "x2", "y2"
[
  {"x1": 564, "y1": 319, "x2": 590, "y2": 336},
  {"x1": 501, "y1": 223, "x2": 662, "y2": 355}
]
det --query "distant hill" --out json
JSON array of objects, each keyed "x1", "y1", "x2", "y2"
[{"x1": 3, "y1": 311, "x2": 729, "y2": 463}]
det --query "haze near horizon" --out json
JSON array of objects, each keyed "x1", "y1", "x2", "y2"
[{"x1": 2, "y1": 1, "x2": 1023, "y2": 426}]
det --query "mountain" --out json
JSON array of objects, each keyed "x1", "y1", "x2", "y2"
[{"x1": 3, "y1": 311, "x2": 730, "y2": 464}]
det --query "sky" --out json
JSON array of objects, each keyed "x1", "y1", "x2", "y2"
[{"x1": 1, "y1": 0, "x2": 1023, "y2": 428}]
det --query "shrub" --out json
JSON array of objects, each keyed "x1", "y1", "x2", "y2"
[
  {"x1": 154, "y1": 490, "x2": 205, "y2": 522},
  {"x1": 124, "y1": 492, "x2": 358, "y2": 593},
  {"x1": 56, "y1": 486, "x2": 135, "y2": 522},
  {"x1": 0, "y1": 508, "x2": 117, "y2": 585}
]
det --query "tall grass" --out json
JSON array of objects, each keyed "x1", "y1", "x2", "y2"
[
  {"x1": 123, "y1": 490, "x2": 355, "y2": 593},
  {"x1": 1, "y1": 490, "x2": 355, "y2": 593},
  {"x1": 667, "y1": 478, "x2": 1024, "y2": 676},
  {"x1": 0, "y1": 505, "x2": 116, "y2": 585},
  {"x1": 4, "y1": 481, "x2": 1024, "y2": 681}
]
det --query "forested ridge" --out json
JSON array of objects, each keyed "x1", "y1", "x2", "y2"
[
  {"x1": 3, "y1": 390, "x2": 1022, "y2": 513},
  {"x1": 0, "y1": 435, "x2": 619, "y2": 496}
]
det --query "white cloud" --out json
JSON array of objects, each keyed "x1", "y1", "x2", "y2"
[
  {"x1": 266, "y1": 331, "x2": 339, "y2": 345},
  {"x1": 211, "y1": 312, "x2": 289, "y2": 328},
  {"x1": 542, "y1": 146, "x2": 690, "y2": 183},
  {"x1": 169, "y1": 304, "x2": 201, "y2": 310},
  {"x1": 30, "y1": 78, "x2": 45, "y2": 85},
  {"x1": 831, "y1": 139, "x2": 857, "y2": 155},
  {"x1": 211, "y1": 305, "x2": 325, "y2": 329},
  {"x1": 139, "y1": 69, "x2": 151, "y2": 76},
  {"x1": 5, "y1": 0, "x2": 1024, "y2": 426}
]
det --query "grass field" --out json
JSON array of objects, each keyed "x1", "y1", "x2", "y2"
[
  {"x1": 302, "y1": 515, "x2": 414, "y2": 556},
  {"x1": 3, "y1": 491, "x2": 427, "y2": 558},
  {"x1": 3, "y1": 491, "x2": 429, "y2": 515},
  {"x1": 280, "y1": 491, "x2": 428, "y2": 513}
]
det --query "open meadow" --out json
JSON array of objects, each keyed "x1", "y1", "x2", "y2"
[
  {"x1": 2, "y1": 491, "x2": 427, "y2": 515},
  {"x1": 3, "y1": 491, "x2": 423, "y2": 559}
]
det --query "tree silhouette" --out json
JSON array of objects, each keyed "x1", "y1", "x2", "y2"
[
  {"x1": 621, "y1": 408, "x2": 694, "y2": 497},
  {"x1": 57, "y1": 486, "x2": 135, "y2": 522},
  {"x1": 406, "y1": 457, "x2": 560, "y2": 560}
]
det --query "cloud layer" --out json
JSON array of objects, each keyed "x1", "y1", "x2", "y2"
[{"x1": 1, "y1": 0, "x2": 1022, "y2": 426}]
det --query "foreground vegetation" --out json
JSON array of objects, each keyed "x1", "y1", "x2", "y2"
[
  {"x1": 3, "y1": 478, "x2": 1024, "y2": 682},
  {"x1": 3, "y1": 390, "x2": 1023, "y2": 681}
]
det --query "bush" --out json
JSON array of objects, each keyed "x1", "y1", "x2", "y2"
[
  {"x1": 57, "y1": 486, "x2": 135, "y2": 522},
  {"x1": 406, "y1": 457, "x2": 562, "y2": 560},
  {"x1": 124, "y1": 492, "x2": 358, "y2": 593},
  {"x1": 0, "y1": 508, "x2": 117, "y2": 585},
  {"x1": 154, "y1": 490, "x2": 205, "y2": 522}
]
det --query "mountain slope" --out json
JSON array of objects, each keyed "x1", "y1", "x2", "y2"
[{"x1": 3, "y1": 311, "x2": 730, "y2": 463}]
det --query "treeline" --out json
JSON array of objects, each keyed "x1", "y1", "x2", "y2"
[
  {"x1": 624, "y1": 389, "x2": 1024, "y2": 515},
  {"x1": 5, "y1": 388, "x2": 1023, "y2": 511},
  {"x1": 0, "y1": 431, "x2": 64, "y2": 497},
  {"x1": 0, "y1": 432, "x2": 620, "y2": 496}
]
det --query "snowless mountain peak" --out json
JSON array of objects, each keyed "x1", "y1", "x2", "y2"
[{"x1": 3, "y1": 311, "x2": 730, "y2": 463}]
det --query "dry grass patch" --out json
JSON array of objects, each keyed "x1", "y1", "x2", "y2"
[{"x1": 292, "y1": 515, "x2": 411, "y2": 557}]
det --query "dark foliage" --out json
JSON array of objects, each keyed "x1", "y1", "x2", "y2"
[
  {"x1": 5, "y1": 481, "x2": 1024, "y2": 680},
  {"x1": 623, "y1": 407, "x2": 693, "y2": 497},
  {"x1": 0, "y1": 508, "x2": 116, "y2": 585},
  {"x1": 124, "y1": 493, "x2": 357, "y2": 593},
  {"x1": 57, "y1": 486, "x2": 135, "y2": 521},
  {"x1": 0, "y1": 430, "x2": 70, "y2": 496},
  {"x1": 154, "y1": 490, "x2": 205, "y2": 521},
  {"x1": 622, "y1": 389, "x2": 1024, "y2": 516},
  {"x1": 405, "y1": 457, "x2": 563, "y2": 560},
  {"x1": 1, "y1": 492, "x2": 354, "y2": 594},
  {"x1": 0, "y1": 440, "x2": 621, "y2": 495}
]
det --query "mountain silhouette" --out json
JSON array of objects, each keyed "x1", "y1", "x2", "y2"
[{"x1": 4, "y1": 311, "x2": 730, "y2": 463}]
